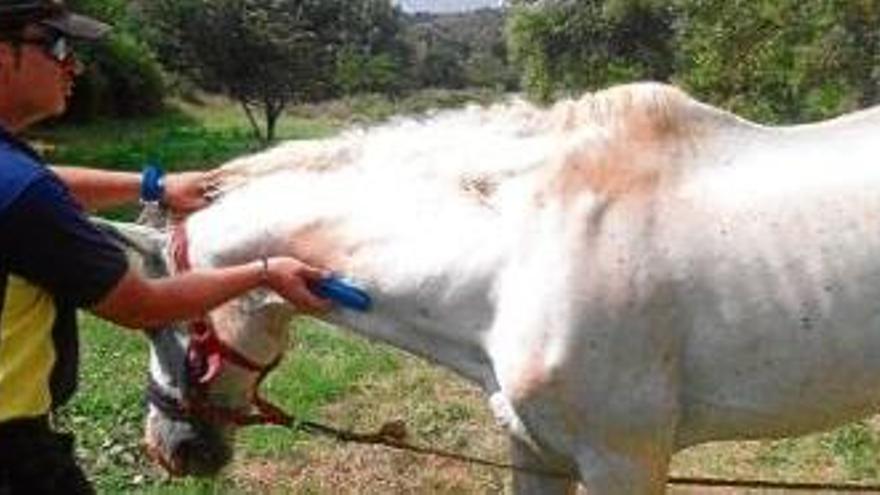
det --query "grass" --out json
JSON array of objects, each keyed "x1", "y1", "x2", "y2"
[
  {"x1": 59, "y1": 315, "x2": 409, "y2": 494},
  {"x1": 25, "y1": 97, "x2": 337, "y2": 221},
  {"x1": 31, "y1": 93, "x2": 880, "y2": 493},
  {"x1": 35, "y1": 98, "x2": 338, "y2": 173},
  {"x1": 62, "y1": 313, "x2": 509, "y2": 494}
]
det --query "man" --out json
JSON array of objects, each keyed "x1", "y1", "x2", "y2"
[{"x1": 0, "y1": 1, "x2": 330, "y2": 493}]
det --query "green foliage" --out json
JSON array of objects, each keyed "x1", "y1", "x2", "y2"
[
  {"x1": 335, "y1": 48, "x2": 404, "y2": 95},
  {"x1": 405, "y1": 9, "x2": 515, "y2": 90},
  {"x1": 508, "y1": 0, "x2": 880, "y2": 121},
  {"x1": 506, "y1": 5, "x2": 558, "y2": 102},
  {"x1": 463, "y1": 51, "x2": 518, "y2": 91},
  {"x1": 507, "y1": 0, "x2": 676, "y2": 102},
  {"x1": 675, "y1": 0, "x2": 879, "y2": 122},
  {"x1": 419, "y1": 45, "x2": 469, "y2": 88},
  {"x1": 146, "y1": 0, "x2": 414, "y2": 141},
  {"x1": 321, "y1": 0, "x2": 411, "y2": 95},
  {"x1": 64, "y1": 1, "x2": 515, "y2": 119},
  {"x1": 145, "y1": 0, "x2": 325, "y2": 143},
  {"x1": 101, "y1": 35, "x2": 164, "y2": 117},
  {"x1": 63, "y1": 0, "x2": 166, "y2": 120}
]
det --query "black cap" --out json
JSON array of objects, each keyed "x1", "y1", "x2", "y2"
[{"x1": 0, "y1": 0, "x2": 110, "y2": 40}]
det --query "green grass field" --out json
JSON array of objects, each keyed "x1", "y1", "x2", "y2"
[{"x1": 33, "y1": 95, "x2": 880, "y2": 493}]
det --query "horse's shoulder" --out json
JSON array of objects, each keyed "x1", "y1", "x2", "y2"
[{"x1": 542, "y1": 83, "x2": 760, "y2": 202}]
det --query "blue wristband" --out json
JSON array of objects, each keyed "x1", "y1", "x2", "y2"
[{"x1": 141, "y1": 164, "x2": 165, "y2": 203}]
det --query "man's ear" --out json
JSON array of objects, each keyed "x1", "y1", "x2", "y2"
[
  {"x1": 0, "y1": 42, "x2": 15, "y2": 72},
  {"x1": 0, "y1": 41, "x2": 23, "y2": 79},
  {"x1": 0, "y1": 44, "x2": 9, "y2": 81}
]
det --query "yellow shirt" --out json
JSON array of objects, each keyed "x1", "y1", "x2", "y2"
[{"x1": 0, "y1": 275, "x2": 57, "y2": 421}]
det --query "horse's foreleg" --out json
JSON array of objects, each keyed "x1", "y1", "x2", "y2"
[
  {"x1": 510, "y1": 436, "x2": 579, "y2": 495},
  {"x1": 574, "y1": 444, "x2": 671, "y2": 495},
  {"x1": 507, "y1": 421, "x2": 672, "y2": 495}
]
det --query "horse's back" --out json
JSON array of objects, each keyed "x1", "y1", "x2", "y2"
[
  {"x1": 655, "y1": 105, "x2": 880, "y2": 446},
  {"x1": 524, "y1": 88, "x2": 880, "y2": 448}
]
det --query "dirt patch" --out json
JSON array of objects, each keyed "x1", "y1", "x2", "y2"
[
  {"x1": 229, "y1": 349, "x2": 880, "y2": 494},
  {"x1": 230, "y1": 353, "x2": 512, "y2": 493}
]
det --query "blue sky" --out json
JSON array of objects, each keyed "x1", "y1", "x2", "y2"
[{"x1": 396, "y1": 0, "x2": 505, "y2": 14}]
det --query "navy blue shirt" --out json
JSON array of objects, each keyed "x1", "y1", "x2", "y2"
[{"x1": 0, "y1": 125, "x2": 129, "y2": 416}]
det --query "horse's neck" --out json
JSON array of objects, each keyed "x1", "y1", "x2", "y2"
[
  {"x1": 325, "y1": 183, "x2": 504, "y2": 386},
  {"x1": 186, "y1": 166, "x2": 513, "y2": 386}
]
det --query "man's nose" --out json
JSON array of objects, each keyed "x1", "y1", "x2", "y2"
[{"x1": 63, "y1": 56, "x2": 84, "y2": 77}]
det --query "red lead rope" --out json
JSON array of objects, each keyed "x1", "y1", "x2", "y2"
[{"x1": 168, "y1": 223, "x2": 291, "y2": 427}]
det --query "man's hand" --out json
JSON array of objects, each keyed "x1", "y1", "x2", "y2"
[
  {"x1": 51, "y1": 166, "x2": 227, "y2": 215},
  {"x1": 163, "y1": 170, "x2": 224, "y2": 216},
  {"x1": 263, "y1": 257, "x2": 333, "y2": 314},
  {"x1": 93, "y1": 256, "x2": 332, "y2": 330}
]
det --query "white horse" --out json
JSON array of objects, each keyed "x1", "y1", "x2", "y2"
[{"x1": 120, "y1": 82, "x2": 880, "y2": 494}]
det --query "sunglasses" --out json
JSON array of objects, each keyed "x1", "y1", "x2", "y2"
[{"x1": 17, "y1": 32, "x2": 72, "y2": 63}]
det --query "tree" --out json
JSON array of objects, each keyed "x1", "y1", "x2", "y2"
[
  {"x1": 419, "y1": 44, "x2": 468, "y2": 88},
  {"x1": 147, "y1": 0, "x2": 328, "y2": 143},
  {"x1": 147, "y1": 0, "x2": 414, "y2": 139},
  {"x1": 63, "y1": 0, "x2": 166, "y2": 120},
  {"x1": 323, "y1": 0, "x2": 410, "y2": 95},
  {"x1": 403, "y1": 9, "x2": 516, "y2": 90},
  {"x1": 675, "y1": 0, "x2": 880, "y2": 123},
  {"x1": 507, "y1": 0, "x2": 676, "y2": 102},
  {"x1": 336, "y1": 48, "x2": 404, "y2": 95},
  {"x1": 464, "y1": 50, "x2": 514, "y2": 90}
]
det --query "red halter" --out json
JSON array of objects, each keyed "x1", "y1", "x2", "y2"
[{"x1": 159, "y1": 223, "x2": 294, "y2": 427}]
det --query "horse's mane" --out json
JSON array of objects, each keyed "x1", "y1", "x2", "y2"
[{"x1": 211, "y1": 83, "x2": 751, "y2": 201}]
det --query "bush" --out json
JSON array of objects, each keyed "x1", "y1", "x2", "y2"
[
  {"x1": 508, "y1": 0, "x2": 676, "y2": 102},
  {"x1": 62, "y1": 0, "x2": 166, "y2": 121},
  {"x1": 335, "y1": 48, "x2": 406, "y2": 95},
  {"x1": 674, "y1": 0, "x2": 869, "y2": 123},
  {"x1": 67, "y1": 33, "x2": 165, "y2": 121}
]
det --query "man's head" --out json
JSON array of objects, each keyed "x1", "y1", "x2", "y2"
[{"x1": 0, "y1": 0, "x2": 109, "y2": 132}]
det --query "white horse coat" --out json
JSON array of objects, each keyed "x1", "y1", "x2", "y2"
[{"x1": 138, "y1": 82, "x2": 880, "y2": 494}]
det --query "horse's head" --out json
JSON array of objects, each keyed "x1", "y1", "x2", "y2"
[
  {"x1": 100, "y1": 220, "x2": 294, "y2": 477},
  {"x1": 143, "y1": 316, "x2": 235, "y2": 477}
]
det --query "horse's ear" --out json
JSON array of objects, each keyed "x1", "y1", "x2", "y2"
[{"x1": 90, "y1": 218, "x2": 170, "y2": 276}]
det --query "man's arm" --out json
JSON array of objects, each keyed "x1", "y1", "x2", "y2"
[
  {"x1": 3, "y1": 172, "x2": 331, "y2": 331},
  {"x1": 50, "y1": 167, "x2": 139, "y2": 210},
  {"x1": 51, "y1": 166, "x2": 220, "y2": 214},
  {"x1": 91, "y1": 257, "x2": 331, "y2": 330}
]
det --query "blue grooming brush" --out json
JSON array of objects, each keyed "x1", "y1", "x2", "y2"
[{"x1": 310, "y1": 276, "x2": 372, "y2": 312}]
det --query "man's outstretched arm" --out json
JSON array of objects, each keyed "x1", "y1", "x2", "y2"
[
  {"x1": 51, "y1": 166, "x2": 221, "y2": 214},
  {"x1": 91, "y1": 258, "x2": 331, "y2": 330}
]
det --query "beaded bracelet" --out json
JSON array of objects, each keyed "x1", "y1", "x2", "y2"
[{"x1": 260, "y1": 257, "x2": 270, "y2": 285}]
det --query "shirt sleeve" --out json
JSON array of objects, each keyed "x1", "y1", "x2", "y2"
[{"x1": 0, "y1": 173, "x2": 129, "y2": 307}]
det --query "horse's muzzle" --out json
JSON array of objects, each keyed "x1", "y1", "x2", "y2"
[{"x1": 144, "y1": 409, "x2": 233, "y2": 477}]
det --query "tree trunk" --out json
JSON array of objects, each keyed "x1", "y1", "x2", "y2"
[
  {"x1": 266, "y1": 109, "x2": 279, "y2": 143},
  {"x1": 264, "y1": 98, "x2": 286, "y2": 144},
  {"x1": 240, "y1": 100, "x2": 266, "y2": 143}
]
